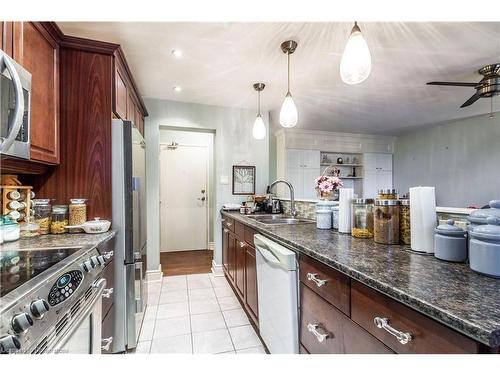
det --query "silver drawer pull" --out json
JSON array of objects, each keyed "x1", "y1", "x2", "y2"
[
  {"x1": 223, "y1": 229, "x2": 229, "y2": 233},
  {"x1": 307, "y1": 323, "x2": 329, "y2": 343},
  {"x1": 226, "y1": 222, "x2": 232, "y2": 227},
  {"x1": 102, "y1": 288, "x2": 114, "y2": 299},
  {"x1": 101, "y1": 337, "x2": 113, "y2": 351},
  {"x1": 306, "y1": 273, "x2": 327, "y2": 287},
  {"x1": 239, "y1": 241, "x2": 246, "y2": 248},
  {"x1": 103, "y1": 251, "x2": 113, "y2": 259},
  {"x1": 373, "y1": 317, "x2": 412, "y2": 345},
  {"x1": 221, "y1": 219, "x2": 226, "y2": 222}
]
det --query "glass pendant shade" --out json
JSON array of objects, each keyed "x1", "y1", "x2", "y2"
[
  {"x1": 252, "y1": 114, "x2": 266, "y2": 140},
  {"x1": 340, "y1": 23, "x2": 372, "y2": 85},
  {"x1": 279, "y1": 92, "x2": 298, "y2": 128}
]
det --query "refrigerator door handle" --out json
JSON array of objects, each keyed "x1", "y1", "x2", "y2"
[{"x1": 135, "y1": 261, "x2": 144, "y2": 314}]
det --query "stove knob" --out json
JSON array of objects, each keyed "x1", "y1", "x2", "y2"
[
  {"x1": 97, "y1": 255, "x2": 106, "y2": 266},
  {"x1": 82, "y1": 260, "x2": 93, "y2": 272},
  {"x1": 31, "y1": 299, "x2": 50, "y2": 318},
  {"x1": 90, "y1": 256, "x2": 100, "y2": 267},
  {"x1": 0, "y1": 335, "x2": 21, "y2": 353},
  {"x1": 11, "y1": 313, "x2": 34, "y2": 334}
]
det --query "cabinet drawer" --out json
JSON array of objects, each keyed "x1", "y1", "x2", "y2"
[
  {"x1": 101, "y1": 260, "x2": 115, "y2": 318},
  {"x1": 300, "y1": 283, "x2": 393, "y2": 354},
  {"x1": 222, "y1": 216, "x2": 235, "y2": 232},
  {"x1": 235, "y1": 220, "x2": 245, "y2": 239},
  {"x1": 299, "y1": 254, "x2": 351, "y2": 315},
  {"x1": 351, "y1": 281, "x2": 481, "y2": 354},
  {"x1": 101, "y1": 306, "x2": 115, "y2": 354},
  {"x1": 244, "y1": 226, "x2": 258, "y2": 247}
]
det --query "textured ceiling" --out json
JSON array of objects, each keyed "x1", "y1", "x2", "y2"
[{"x1": 58, "y1": 22, "x2": 500, "y2": 134}]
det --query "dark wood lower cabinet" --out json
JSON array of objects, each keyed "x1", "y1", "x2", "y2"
[
  {"x1": 222, "y1": 228, "x2": 229, "y2": 273},
  {"x1": 227, "y1": 232, "x2": 236, "y2": 282},
  {"x1": 245, "y1": 245, "x2": 258, "y2": 322},
  {"x1": 235, "y1": 240, "x2": 246, "y2": 298}
]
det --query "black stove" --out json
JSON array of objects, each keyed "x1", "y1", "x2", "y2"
[{"x1": 0, "y1": 248, "x2": 81, "y2": 298}]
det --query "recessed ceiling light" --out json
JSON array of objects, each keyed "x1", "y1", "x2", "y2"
[
  {"x1": 173, "y1": 86, "x2": 182, "y2": 92},
  {"x1": 171, "y1": 49, "x2": 183, "y2": 58}
]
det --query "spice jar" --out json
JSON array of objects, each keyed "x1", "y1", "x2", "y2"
[
  {"x1": 50, "y1": 205, "x2": 69, "y2": 234},
  {"x1": 374, "y1": 199, "x2": 400, "y2": 244},
  {"x1": 20, "y1": 222, "x2": 41, "y2": 238},
  {"x1": 33, "y1": 199, "x2": 52, "y2": 234},
  {"x1": 69, "y1": 199, "x2": 87, "y2": 233},
  {"x1": 377, "y1": 189, "x2": 398, "y2": 200},
  {"x1": 351, "y1": 198, "x2": 374, "y2": 238},
  {"x1": 400, "y1": 199, "x2": 411, "y2": 245}
]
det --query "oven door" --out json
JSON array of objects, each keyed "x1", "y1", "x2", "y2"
[
  {"x1": 0, "y1": 49, "x2": 31, "y2": 159},
  {"x1": 53, "y1": 279, "x2": 105, "y2": 354}
]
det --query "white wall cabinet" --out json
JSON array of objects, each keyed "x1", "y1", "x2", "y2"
[
  {"x1": 363, "y1": 153, "x2": 393, "y2": 198},
  {"x1": 283, "y1": 149, "x2": 320, "y2": 199}
]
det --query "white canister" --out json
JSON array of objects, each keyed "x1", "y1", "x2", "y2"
[
  {"x1": 315, "y1": 201, "x2": 336, "y2": 230},
  {"x1": 332, "y1": 206, "x2": 340, "y2": 230}
]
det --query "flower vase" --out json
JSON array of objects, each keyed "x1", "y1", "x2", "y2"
[{"x1": 316, "y1": 188, "x2": 339, "y2": 201}]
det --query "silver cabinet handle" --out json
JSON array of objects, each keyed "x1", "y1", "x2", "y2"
[
  {"x1": 239, "y1": 241, "x2": 246, "y2": 248},
  {"x1": 223, "y1": 229, "x2": 229, "y2": 234},
  {"x1": 103, "y1": 251, "x2": 114, "y2": 259},
  {"x1": 226, "y1": 222, "x2": 232, "y2": 227},
  {"x1": 307, "y1": 323, "x2": 329, "y2": 343},
  {"x1": 101, "y1": 337, "x2": 113, "y2": 351},
  {"x1": 221, "y1": 219, "x2": 226, "y2": 222},
  {"x1": 102, "y1": 288, "x2": 114, "y2": 299},
  {"x1": 306, "y1": 273, "x2": 327, "y2": 287},
  {"x1": 373, "y1": 317, "x2": 412, "y2": 345}
]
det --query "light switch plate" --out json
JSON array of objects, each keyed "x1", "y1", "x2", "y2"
[{"x1": 220, "y1": 175, "x2": 229, "y2": 185}]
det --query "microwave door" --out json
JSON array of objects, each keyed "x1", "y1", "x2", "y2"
[{"x1": 0, "y1": 51, "x2": 25, "y2": 154}]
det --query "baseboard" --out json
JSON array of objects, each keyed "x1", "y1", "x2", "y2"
[
  {"x1": 211, "y1": 259, "x2": 224, "y2": 277},
  {"x1": 145, "y1": 265, "x2": 163, "y2": 282},
  {"x1": 208, "y1": 242, "x2": 215, "y2": 251}
]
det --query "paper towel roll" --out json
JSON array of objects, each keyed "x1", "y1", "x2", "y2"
[
  {"x1": 409, "y1": 186, "x2": 436, "y2": 253},
  {"x1": 338, "y1": 188, "x2": 354, "y2": 233}
]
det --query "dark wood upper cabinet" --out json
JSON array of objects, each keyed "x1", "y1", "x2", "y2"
[
  {"x1": 114, "y1": 67, "x2": 128, "y2": 120},
  {"x1": 12, "y1": 22, "x2": 60, "y2": 165},
  {"x1": 1, "y1": 22, "x2": 14, "y2": 56}
]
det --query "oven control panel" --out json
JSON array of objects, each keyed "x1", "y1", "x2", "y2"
[{"x1": 48, "y1": 270, "x2": 83, "y2": 306}]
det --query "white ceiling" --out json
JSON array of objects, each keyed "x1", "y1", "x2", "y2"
[{"x1": 58, "y1": 22, "x2": 500, "y2": 134}]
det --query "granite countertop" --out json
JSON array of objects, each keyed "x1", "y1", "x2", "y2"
[
  {"x1": 222, "y1": 211, "x2": 500, "y2": 348},
  {"x1": 0, "y1": 230, "x2": 117, "y2": 251}
]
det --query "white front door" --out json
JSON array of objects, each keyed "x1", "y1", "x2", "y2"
[{"x1": 160, "y1": 144, "x2": 209, "y2": 252}]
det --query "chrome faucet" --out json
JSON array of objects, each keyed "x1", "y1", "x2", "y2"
[{"x1": 269, "y1": 180, "x2": 298, "y2": 217}]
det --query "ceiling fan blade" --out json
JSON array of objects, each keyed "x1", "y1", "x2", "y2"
[
  {"x1": 427, "y1": 81, "x2": 477, "y2": 87},
  {"x1": 460, "y1": 92, "x2": 481, "y2": 108}
]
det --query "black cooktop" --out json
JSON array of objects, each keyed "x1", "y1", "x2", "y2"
[{"x1": 0, "y1": 248, "x2": 81, "y2": 298}]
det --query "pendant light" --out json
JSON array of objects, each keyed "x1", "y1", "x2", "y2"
[
  {"x1": 279, "y1": 40, "x2": 298, "y2": 128},
  {"x1": 252, "y1": 83, "x2": 266, "y2": 140},
  {"x1": 340, "y1": 22, "x2": 372, "y2": 85}
]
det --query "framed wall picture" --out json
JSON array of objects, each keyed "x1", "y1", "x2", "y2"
[{"x1": 232, "y1": 165, "x2": 256, "y2": 195}]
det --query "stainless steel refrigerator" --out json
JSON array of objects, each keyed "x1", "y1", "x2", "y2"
[{"x1": 111, "y1": 119, "x2": 147, "y2": 352}]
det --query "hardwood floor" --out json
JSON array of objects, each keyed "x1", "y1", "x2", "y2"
[{"x1": 160, "y1": 250, "x2": 214, "y2": 276}]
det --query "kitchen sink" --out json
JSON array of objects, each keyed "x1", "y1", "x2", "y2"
[{"x1": 247, "y1": 214, "x2": 314, "y2": 225}]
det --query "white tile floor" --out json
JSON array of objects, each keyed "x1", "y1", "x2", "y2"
[{"x1": 133, "y1": 273, "x2": 266, "y2": 354}]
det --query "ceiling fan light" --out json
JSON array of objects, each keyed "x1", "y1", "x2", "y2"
[
  {"x1": 280, "y1": 92, "x2": 298, "y2": 128},
  {"x1": 252, "y1": 114, "x2": 266, "y2": 140},
  {"x1": 340, "y1": 23, "x2": 372, "y2": 85}
]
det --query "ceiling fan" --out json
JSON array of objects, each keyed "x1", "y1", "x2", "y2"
[{"x1": 427, "y1": 63, "x2": 500, "y2": 108}]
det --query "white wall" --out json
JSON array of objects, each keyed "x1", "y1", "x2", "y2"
[{"x1": 145, "y1": 98, "x2": 270, "y2": 271}]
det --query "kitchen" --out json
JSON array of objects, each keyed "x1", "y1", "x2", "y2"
[{"x1": 1, "y1": 1, "x2": 500, "y2": 371}]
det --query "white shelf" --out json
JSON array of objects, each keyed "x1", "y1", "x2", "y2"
[
  {"x1": 321, "y1": 163, "x2": 363, "y2": 167},
  {"x1": 342, "y1": 176, "x2": 363, "y2": 179}
]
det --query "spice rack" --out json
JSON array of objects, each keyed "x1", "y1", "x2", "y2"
[{"x1": 1, "y1": 185, "x2": 33, "y2": 223}]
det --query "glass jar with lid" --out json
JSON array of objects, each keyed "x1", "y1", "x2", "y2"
[
  {"x1": 33, "y1": 199, "x2": 52, "y2": 234},
  {"x1": 351, "y1": 198, "x2": 374, "y2": 238},
  {"x1": 377, "y1": 189, "x2": 398, "y2": 200},
  {"x1": 69, "y1": 198, "x2": 87, "y2": 233},
  {"x1": 50, "y1": 205, "x2": 69, "y2": 234},
  {"x1": 399, "y1": 199, "x2": 411, "y2": 245},
  {"x1": 374, "y1": 199, "x2": 400, "y2": 244}
]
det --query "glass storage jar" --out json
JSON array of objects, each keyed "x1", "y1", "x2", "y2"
[
  {"x1": 69, "y1": 198, "x2": 87, "y2": 233},
  {"x1": 374, "y1": 199, "x2": 400, "y2": 244},
  {"x1": 50, "y1": 205, "x2": 69, "y2": 234},
  {"x1": 400, "y1": 199, "x2": 411, "y2": 245},
  {"x1": 351, "y1": 198, "x2": 374, "y2": 238},
  {"x1": 377, "y1": 189, "x2": 398, "y2": 200},
  {"x1": 33, "y1": 199, "x2": 52, "y2": 234},
  {"x1": 20, "y1": 222, "x2": 41, "y2": 238}
]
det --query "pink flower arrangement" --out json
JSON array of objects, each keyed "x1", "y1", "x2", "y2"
[{"x1": 314, "y1": 175, "x2": 343, "y2": 193}]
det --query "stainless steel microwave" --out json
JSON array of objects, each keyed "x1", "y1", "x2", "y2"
[{"x1": 0, "y1": 49, "x2": 31, "y2": 160}]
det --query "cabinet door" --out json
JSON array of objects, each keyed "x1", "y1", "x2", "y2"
[
  {"x1": 302, "y1": 150, "x2": 320, "y2": 169},
  {"x1": 376, "y1": 170, "x2": 393, "y2": 190},
  {"x1": 285, "y1": 167, "x2": 302, "y2": 199},
  {"x1": 375, "y1": 153, "x2": 393, "y2": 171},
  {"x1": 227, "y1": 232, "x2": 236, "y2": 282},
  {"x1": 138, "y1": 115, "x2": 145, "y2": 136},
  {"x1": 127, "y1": 93, "x2": 135, "y2": 121},
  {"x1": 363, "y1": 153, "x2": 377, "y2": 171},
  {"x1": 235, "y1": 239, "x2": 246, "y2": 298},
  {"x1": 302, "y1": 168, "x2": 320, "y2": 199},
  {"x1": 114, "y1": 67, "x2": 127, "y2": 119},
  {"x1": 286, "y1": 149, "x2": 302, "y2": 169},
  {"x1": 363, "y1": 170, "x2": 378, "y2": 199},
  {"x1": 245, "y1": 245, "x2": 259, "y2": 323},
  {"x1": 222, "y1": 228, "x2": 229, "y2": 273},
  {"x1": 14, "y1": 22, "x2": 60, "y2": 164}
]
